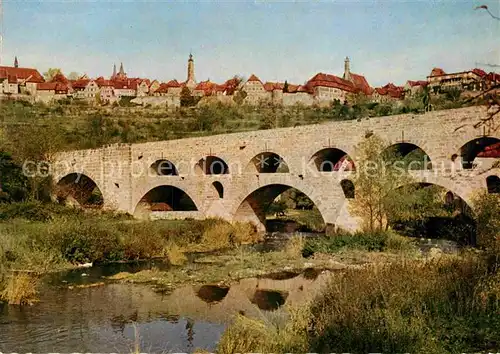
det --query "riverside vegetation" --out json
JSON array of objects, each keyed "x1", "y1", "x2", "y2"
[{"x1": 0, "y1": 98, "x2": 499, "y2": 351}]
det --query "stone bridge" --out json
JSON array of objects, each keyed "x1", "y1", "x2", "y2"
[{"x1": 51, "y1": 106, "x2": 500, "y2": 231}]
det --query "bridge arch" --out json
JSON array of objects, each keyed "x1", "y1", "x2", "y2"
[
  {"x1": 246, "y1": 152, "x2": 289, "y2": 173},
  {"x1": 56, "y1": 173, "x2": 104, "y2": 208},
  {"x1": 310, "y1": 148, "x2": 355, "y2": 172},
  {"x1": 195, "y1": 156, "x2": 229, "y2": 175},
  {"x1": 212, "y1": 181, "x2": 224, "y2": 198},
  {"x1": 391, "y1": 181, "x2": 476, "y2": 245},
  {"x1": 382, "y1": 142, "x2": 432, "y2": 170},
  {"x1": 232, "y1": 183, "x2": 327, "y2": 232},
  {"x1": 149, "y1": 159, "x2": 178, "y2": 176},
  {"x1": 486, "y1": 175, "x2": 500, "y2": 194},
  {"x1": 455, "y1": 136, "x2": 500, "y2": 169},
  {"x1": 134, "y1": 185, "x2": 198, "y2": 216}
]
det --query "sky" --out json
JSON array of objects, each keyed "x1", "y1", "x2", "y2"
[{"x1": 2, "y1": 0, "x2": 499, "y2": 86}]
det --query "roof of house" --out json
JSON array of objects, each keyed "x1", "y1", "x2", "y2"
[
  {"x1": 154, "y1": 83, "x2": 169, "y2": 94},
  {"x1": 472, "y1": 68, "x2": 487, "y2": 77},
  {"x1": 477, "y1": 142, "x2": 500, "y2": 158},
  {"x1": 0, "y1": 66, "x2": 44, "y2": 83},
  {"x1": 306, "y1": 73, "x2": 357, "y2": 93},
  {"x1": 166, "y1": 79, "x2": 181, "y2": 88},
  {"x1": 263, "y1": 81, "x2": 300, "y2": 93},
  {"x1": 247, "y1": 74, "x2": 262, "y2": 84},
  {"x1": 70, "y1": 79, "x2": 91, "y2": 89},
  {"x1": 374, "y1": 83, "x2": 404, "y2": 99},
  {"x1": 349, "y1": 73, "x2": 372, "y2": 95},
  {"x1": 51, "y1": 72, "x2": 69, "y2": 84},
  {"x1": 37, "y1": 82, "x2": 69, "y2": 92},
  {"x1": 430, "y1": 68, "x2": 446, "y2": 77},
  {"x1": 406, "y1": 80, "x2": 428, "y2": 87}
]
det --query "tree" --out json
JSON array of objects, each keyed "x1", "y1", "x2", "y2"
[
  {"x1": 233, "y1": 90, "x2": 247, "y2": 105},
  {"x1": 422, "y1": 86, "x2": 432, "y2": 112},
  {"x1": 283, "y1": 80, "x2": 289, "y2": 93},
  {"x1": 67, "y1": 72, "x2": 81, "y2": 80},
  {"x1": 43, "y1": 68, "x2": 61, "y2": 81},
  {"x1": 445, "y1": 88, "x2": 462, "y2": 102},
  {"x1": 350, "y1": 135, "x2": 413, "y2": 231},
  {"x1": 180, "y1": 86, "x2": 199, "y2": 107}
]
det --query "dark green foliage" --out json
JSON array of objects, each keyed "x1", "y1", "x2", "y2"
[
  {"x1": 0, "y1": 151, "x2": 28, "y2": 202},
  {"x1": 307, "y1": 258, "x2": 500, "y2": 353},
  {"x1": 303, "y1": 230, "x2": 394, "y2": 254}
]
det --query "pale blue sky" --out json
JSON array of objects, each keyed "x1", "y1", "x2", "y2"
[{"x1": 2, "y1": 1, "x2": 499, "y2": 86}]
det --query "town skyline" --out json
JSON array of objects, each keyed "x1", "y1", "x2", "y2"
[{"x1": 2, "y1": 1, "x2": 499, "y2": 86}]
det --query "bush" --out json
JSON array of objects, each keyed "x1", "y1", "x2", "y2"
[
  {"x1": 0, "y1": 201, "x2": 83, "y2": 221},
  {"x1": 0, "y1": 273, "x2": 39, "y2": 305},
  {"x1": 218, "y1": 256, "x2": 500, "y2": 353},
  {"x1": 303, "y1": 230, "x2": 406, "y2": 255}
]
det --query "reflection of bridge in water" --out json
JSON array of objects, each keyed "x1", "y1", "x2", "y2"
[{"x1": 52, "y1": 106, "x2": 500, "y2": 231}]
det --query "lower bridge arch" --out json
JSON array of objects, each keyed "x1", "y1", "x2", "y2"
[
  {"x1": 232, "y1": 183, "x2": 329, "y2": 232},
  {"x1": 134, "y1": 185, "x2": 200, "y2": 219},
  {"x1": 56, "y1": 173, "x2": 104, "y2": 208}
]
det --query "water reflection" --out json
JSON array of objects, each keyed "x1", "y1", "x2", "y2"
[
  {"x1": 0, "y1": 268, "x2": 330, "y2": 352},
  {"x1": 196, "y1": 285, "x2": 230, "y2": 304},
  {"x1": 251, "y1": 289, "x2": 288, "y2": 311}
]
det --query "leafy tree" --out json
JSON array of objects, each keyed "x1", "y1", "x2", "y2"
[
  {"x1": 180, "y1": 87, "x2": 198, "y2": 107},
  {"x1": 283, "y1": 80, "x2": 289, "y2": 93},
  {"x1": 350, "y1": 135, "x2": 413, "y2": 231},
  {"x1": 472, "y1": 191, "x2": 500, "y2": 250},
  {"x1": 233, "y1": 90, "x2": 248, "y2": 105},
  {"x1": 0, "y1": 151, "x2": 28, "y2": 202},
  {"x1": 445, "y1": 88, "x2": 462, "y2": 102},
  {"x1": 422, "y1": 86, "x2": 432, "y2": 112},
  {"x1": 67, "y1": 72, "x2": 81, "y2": 80},
  {"x1": 43, "y1": 68, "x2": 61, "y2": 81}
]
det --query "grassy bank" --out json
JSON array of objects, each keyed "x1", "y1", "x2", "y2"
[
  {"x1": 218, "y1": 254, "x2": 500, "y2": 353},
  {"x1": 0, "y1": 201, "x2": 262, "y2": 303}
]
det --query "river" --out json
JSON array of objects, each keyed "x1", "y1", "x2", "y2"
[{"x1": 0, "y1": 260, "x2": 330, "y2": 352}]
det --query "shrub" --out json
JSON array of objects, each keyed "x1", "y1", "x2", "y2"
[{"x1": 0, "y1": 273, "x2": 39, "y2": 305}]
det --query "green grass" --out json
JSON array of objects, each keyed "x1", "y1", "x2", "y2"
[
  {"x1": 0, "y1": 202, "x2": 260, "y2": 274},
  {"x1": 303, "y1": 229, "x2": 417, "y2": 256},
  {"x1": 217, "y1": 254, "x2": 500, "y2": 353}
]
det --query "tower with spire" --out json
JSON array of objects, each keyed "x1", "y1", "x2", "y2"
[
  {"x1": 111, "y1": 63, "x2": 117, "y2": 79},
  {"x1": 14, "y1": 56, "x2": 18, "y2": 68},
  {"x1": 343, "y1": 56, "x2": 350, "y2": 82},
  {"x1": 185, "y1": 53, "x2": 196, "y2": 89}
]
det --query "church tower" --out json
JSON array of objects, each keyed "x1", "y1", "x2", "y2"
[
  {"x1": 112, "y1": 63, "x2": 117, "y2": 79},
  {"x1": 186, "y1": 53, "x2": 196, "y2": 89},
  {"x1": 343, "y1": 56, "x2": 351, "y2": 81},
  {"x1": 14, "y1": 56, "x2": 18, "y2": 68}
]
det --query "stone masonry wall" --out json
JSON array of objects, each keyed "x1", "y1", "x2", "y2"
[{"x1": 52, "y1": 106, "x2": 499, "y2": 230}]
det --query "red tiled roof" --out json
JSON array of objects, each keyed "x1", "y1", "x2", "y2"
[
  {"x1": 263, "y1": 81, "x2": 300, "y2": 93},
  {"x1": 349, "y1": 73, "x2": 372, "y2": 95},
  {"x1": 477, "y1": 142, "x2": 500, "y2": 158},
  {"x1": 247, "y1": 74, "x2": 262, "y2": 83},
  {"x1": 223, "y1": 78, "x2": 240, "y2": 95},
  {"x1": 154, "y1": 83, "x2": 169, "y2": 94},
  {"x1": 375, "y1": 83, "x2": 404, "y2": 99},
  {"x1": 472, "y1": 68, "x2": 487, "y2": 77},
  {"x1": 37, "y1": 82, "x2": 69, "y2": 93},
  {"x1": 70, "y1": 79, "x2": 90, "y2": 89},
  {"x1": 112, "y1": 80, "x2": 137, "y2": 90},
  {"x1": 429, "y1": 68, "x2": 446, "y2": 77},
  {"x1": 306, "y1": 73, "x2": 357, "y2": 93},
  {"x1": 166, "y1": 79, "x2": 181, "y2": 88},
  {"x1": 407, "y1": 80, "x2": 428, "y2": 87},
  {"x1": 485, "y1": 72, "x2": 500, "y2": 82},
  {"x1": 0, "y1": 66, "x2": 44, "y2": 83},
  {"x1": 51, "y1": 72, "x2": 69, "y2": 84}
]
